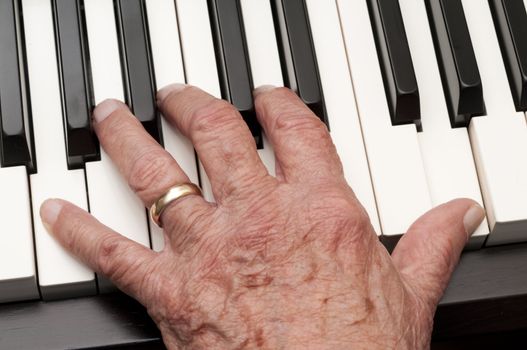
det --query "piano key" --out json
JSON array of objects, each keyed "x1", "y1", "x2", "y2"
[
  {"x1": 84, "y1": 0, "x2": 151, "y2": 289},
  {"x1": 175, "y1": 0, "x2": 222, "y2": 202},
  {"x1": 207, "y1": 0, "x2": 262, "y2": 148},
  {"x1": 463, "y1": 3, "x2": 519, "y2": 117},
  {"x1": 461, "y1": 0, "x2": 527, "y2": 246},
  {"x1": 398, "y1": 0, "x2": 489, "y2": 248},
  {"x1": 22, "y1": 0, "x2": 96, "y2": 299},
  {"x1": 0, "y1": 165, "x2": 39, "y2": 303},
  {"x1": 144, "y1": 0, "x2": 199, "y2": 252},
  {"x1": 272, "y1": 0, "x2": 328, "y2": 126},
  {"x1": 52, "y1": 0, "x2": 99, "y2": 169},
  {"x1": 0, "y1": 4, "x2": 37, "y2": 297},
  {"x1": 0, "y1": 0, "x2": 34, "y2": 171},
  {"x1": 239, "y1": 0, "x2": 282, "y2": 175},
  {"x1": 239, "y1": 0, "x2": 284, "y2": 88},
  {"x1": 304, "y1": 0, "x2": 380, "y2": 234},
  {"x1": 0, "y1": 1, "x2": 37, "y2": 294},
  {"x1": 426, "y1": 0, "x2": 485, "y2": 127},
  {"x1": 114, "y1": 0, "x2": 161, "y2": 144},
  {"x1": 488, "y1": 0, "x2": 527, "y2": 111},
  {"x1": 367, "y1": 0, "x2": 420, "y2": 127},
  {"x1": 336, "y1": 0, "x2": 432, "y2": 240}
]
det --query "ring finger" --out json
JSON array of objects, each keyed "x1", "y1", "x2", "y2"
[{"x1": 92, "y1": 99, "x2": 210, "y2": 228}]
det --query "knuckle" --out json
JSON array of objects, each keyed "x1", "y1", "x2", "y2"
[
  {"x1": 343, "y1": 205, "x2": 372, "y2": 236},
  {"x1": 97, "y1": 235, "x2": 153, "y2": 296},
  {"x1": 96, "y1": 236, "x2": 125, "y2": 278},
  {"x1": 309, "y1": 189, "x2": 372, "y2": 249},
  {"x1": 330, "y1": 197, "x2": 370, "y2": 230},
  {"x1": 129, "y1": 150, "x2": 172, "y2": 198},
  {"x1": 275, "y1": 111, "x2": 329, "y2": 139},
  {"x1": 189, "y1": 99, "x2": 240, "y2": 135}
]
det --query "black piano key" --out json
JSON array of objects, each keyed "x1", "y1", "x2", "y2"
[
  {"x1": 271, "y1": 0, "x2": 328, "y2": 128},
  {"x1": 0, "y1": 0, "x2": 35, "y2": 172},
  {"x1": 489, "y1": 0, "x2": 527, "y2": 111},
  {"x1": 367, "y1": 0, "x2": 420, "y2": 126},
  {"x1": 53, "y1": 0, "x2": 99, "y2": 169},
  {"x1": 207, "y1": 0, "x2": 262, "y2": 149},
  {"x1": 426, "y1": 0, "x2": 485, "y2": 127},
  {"x1": 115, "y1": 0, "x2": 161, "y2": 144}
]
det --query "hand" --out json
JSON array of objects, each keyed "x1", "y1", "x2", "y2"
[{"x1": 40, "y1": 85, "x2": 485, "y2": 349}]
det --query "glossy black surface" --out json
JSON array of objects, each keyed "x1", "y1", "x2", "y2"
[
  {"x1": 367, "y1": 0, "x2": 420, "y2": 127},
  {"x1": 489, "y1": 0, "x2": 527, "y2": 111},
  {"x1": 0, "y1": 293, "x2": 163, "y2": 349},
  {"x1": 115, "y1": 0, "x2": 161, "y2": 143},
  {"x1": 53, "y1": 0, "x2": 99, "y2": 169},
  {"x1": 271, "y1": 0, "x2": 328, "y2": 127},
  {"x1": 207, "y1": 0, "x2": 262, "y2": 148},
  {"x1": 426, "y1": 0, "x2": 485, "y2": 127},
  {"x1": 0, "y1": 0, "x2": 34, "y2": 171}
]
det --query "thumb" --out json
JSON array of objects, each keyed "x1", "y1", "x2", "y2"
[
  {"x1": 391, "y1": 198, "x2": 486, "y2": 308},
  {"x1": 40, "y1": 198, "x2": 158, "y2": 306}
]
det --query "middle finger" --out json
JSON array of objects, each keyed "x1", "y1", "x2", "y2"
[{"x1": 157, "y1": 84, "x2": 271, "y2": 202}]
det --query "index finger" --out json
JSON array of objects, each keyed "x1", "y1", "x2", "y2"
[{"x1": 92, "y1": 99, "x2": 210, "y2": 231}]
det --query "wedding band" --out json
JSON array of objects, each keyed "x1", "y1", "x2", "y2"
[{"x1": 150, "y1": 183, "x2": 203, "y2": 228}]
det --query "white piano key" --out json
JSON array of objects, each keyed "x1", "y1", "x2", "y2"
[
  {"x1": 304, "y1": 0, "x2": 380, "y2": 234},
  {"x1": 84, "y1": 0, "x2": 150, "y2": 290},
  {"x1": 22, "y1": 0, "x2": 95, "y2": 299},
  {"x1": 239, "y1": 0, "x2": 280, "y2": 176},
  {"x1": 0, "y1": 0, "x2": 38, "y2": 303},
  {"x1": 239, "y1": 0, "x2": 283, "y2": 88},
  {"x1": 145, "y1": 0, "x2": 199, "y2": 252},
  {"x1": 398, "y1": 0, "x2": 489, "y2": 248},
  {"x1": 461, "y1": 0, "x2": 527, "y2": 245},
  {"x1": 0, "y1": 166, "x2": 38, "y2": 302},
  {"x1": 175, "y1": 0, "x2": 220, "y2": 202},
  {"x1": 336, "y1": 0, "x2": 431, "y2": 239}
]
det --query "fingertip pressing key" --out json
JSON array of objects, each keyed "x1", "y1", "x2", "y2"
[
  {"x1": 463, "y1": 203, "x2": 486, "y2": 241},
  {"x1": 253, "y1": 85, "x2": 277, "y2": 97},
  {"x1": 93, "y1": 99, "x2": 128, "y2": 124},
  {"x1": 156, "y1": 83, "x2": 188, "y2": 105},
  {"x1": 40, "y1": 198, "x2": 64, "y2": 230}
]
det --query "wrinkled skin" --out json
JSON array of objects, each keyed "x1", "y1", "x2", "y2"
[{"x1": 41, "y1": 86, "x2": 485, "y2": 349}]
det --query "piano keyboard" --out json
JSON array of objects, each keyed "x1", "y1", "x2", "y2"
[{"x1": 0, "y1": 0, "x2": 526, "y2": 304}]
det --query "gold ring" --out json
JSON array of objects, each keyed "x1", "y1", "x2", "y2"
[{"x1": 150, "y1": 183, "x2": 203, "y2": 228}]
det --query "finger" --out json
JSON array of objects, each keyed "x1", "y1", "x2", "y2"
[
  {"x1": 40, "y1": 199, "x2": 160, "y2": 306},
  {"x1": 157, "y1": 84, "x2": 271, "y2": 202},
  {"x1": 92, "y1": 99, "x2": 209, "y2": 228},
  {"x1": 391, "y1": 199, "x2": 486, "y2": 307},
  {"x1": 253, "y1": 86, "x2": 344, "y2": 184}
]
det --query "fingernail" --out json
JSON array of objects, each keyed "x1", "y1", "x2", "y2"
[
  {"x1": 40, "y1": 199, "x2": 64, "y2": 227},
  {"x1": 93, "y1": 99, "x2": 126, "y2": 123},
  {"x1": 463, "y1": 204, "x2": 486, "y2": 238},
  {"x1": 157, "y1": 83, "x2": 187, "y2": 104},
  {"x1": 253, "y1": 85, "x2": 277, "y2": 97}
]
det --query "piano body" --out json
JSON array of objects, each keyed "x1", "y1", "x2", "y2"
[{"x1": 1, "y1": 0, "x2": 527, "y2": 348}]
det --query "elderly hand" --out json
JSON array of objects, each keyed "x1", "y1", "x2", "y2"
[{"x1": 40, "y1": 85, "x2": 485, "y2": 349}]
